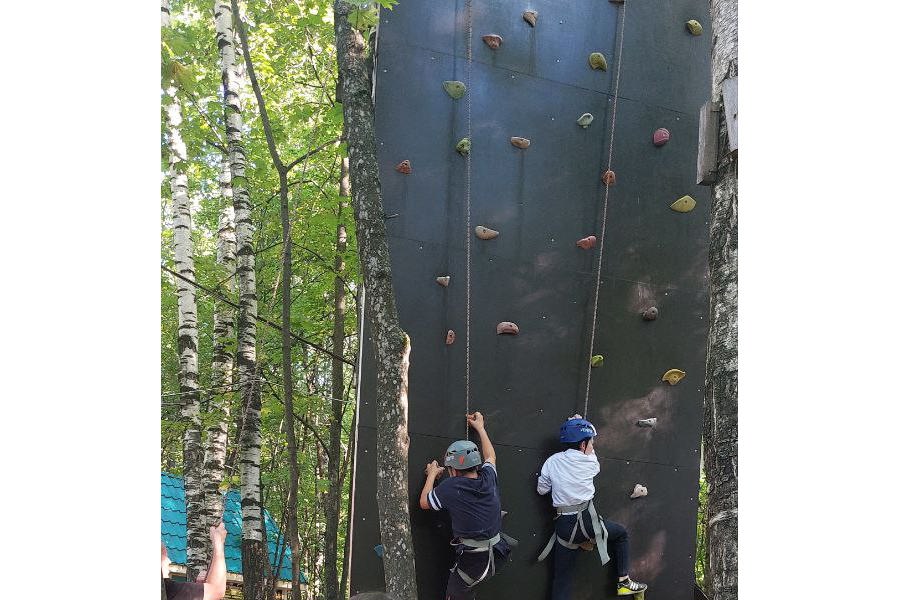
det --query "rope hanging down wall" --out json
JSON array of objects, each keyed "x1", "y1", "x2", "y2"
[
  {"x1": 463, "y1": 0, "x2": 473, "y2": 439},
  {"x1": 583, "y1": 2, "x2": 627, "y2": 416}
]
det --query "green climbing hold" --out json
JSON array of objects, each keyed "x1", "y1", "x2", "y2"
[
  {"x1": 670, "y1": 195, "x2": 697, "y2": 213},
  {"x1": 591, "y1": 355, "x2": 604, "y2": 367},
  {"x1": 686, "y1": 20, "x2": 703, "y2": 36},
  {"x1": 456, "y1": 137, "x2": 471, "y2": 156},
  {"x1": 443, "y1": 80, "x2": 467, "y2": 99},
  {"x1": 589, "y1": 52, "x2": 608, "y2": 71}
]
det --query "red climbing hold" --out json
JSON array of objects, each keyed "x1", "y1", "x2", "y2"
[
  {"x1": 496, "y1": 322, "x2": 519, "y2": 335},
  {"x1": 576, "y1": 235, "x2": 596, "y2": 250},
  {"x1": 446, "y1": 330, "x2": 456, "y2": 345},
  {"x1": 395, "y1": 160, "x2": 411, "y2": 174},
  {"x1": 653, "y1": 128, "x2": 670, "y2": 147},
  {"x1": 482, "y1": 34, "x2": 503, "y2": 49},
  {"x1": 602, "y1": 170, "x2": 616, "y2": 186}
]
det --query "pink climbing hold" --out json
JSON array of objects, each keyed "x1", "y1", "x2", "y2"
[
  {"x1": 436, "y1": 275, "x2": 450, "y2": 287},
  {"x1": 576, "y1": 235, "x2": 596, "y2": 250},
  {"x1": 652, "y1": 128, "x2": 670, "y2": 147},
  {"x1": 395, "y1": 159, "x2": 412, "y2": 174},
  {"x1": 496, "y1": 322, "x2": 519, "y2": 335},
  {"x1": 602, "y1": 170, "x2": 616, "y2": 186},
  {"x1": 446, "y1": 330, "x2": 456, "y2": 345}
]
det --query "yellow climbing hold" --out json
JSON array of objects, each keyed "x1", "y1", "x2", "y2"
[
  {"x1": 591, "y1": 355, "x2": 604, "y2": 367},
  {"x1": 662, "y1": 369, "x2": 686, "y2": 385},
  {"x1": 443, "y1": 80, "x2": 467, "y2": 99},
  {"x1": 456, "y1": 137, "x2": 471, "y2": 156},
  {"x1": 686, "y1": 20, "x2": 703, "y2": 36},
  {"x1": 589, "y1": 52, "x2": 608, "y2": 71},
  {"x1": 670, "y1": 195, "x2": 696, "y2": 213}
]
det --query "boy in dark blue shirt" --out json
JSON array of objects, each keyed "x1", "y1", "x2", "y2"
[{"x1": 419, "y1": 412, "x2": 511, "y2": 600}]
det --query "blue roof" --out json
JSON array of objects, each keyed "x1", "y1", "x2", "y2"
[{"x1": 161, "y1": 472, "x2": 305, "y2": 583}]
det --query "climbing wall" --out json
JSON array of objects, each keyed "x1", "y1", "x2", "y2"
[{"x1": 350, "y1": 2, "x2": 712, "y2": 600}]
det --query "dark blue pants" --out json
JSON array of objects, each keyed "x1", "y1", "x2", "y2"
[
  {"x1": 550, "y1": 514, "x2": 629, "y2": 600},
  {"x1": 445, "y1": 538, "x2": 511, "y2": 600}
]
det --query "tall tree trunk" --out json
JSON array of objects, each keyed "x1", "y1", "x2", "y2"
[
  {"x1": 324, "y1": 156, "x2": 349, "y2": 600},
  {"x1": 215, "y1": 1, "x2": 270, "y2": 597},
  {"x1": 202, "y1": 160, "x2": 237, "y2": 558},
  {"x1": 334, "y1": 4, "x2": 417, "y2": 599},
  {"x1": 703, "y1": 1, "x2": 738, "y2": 599},
  {"x1": 163, "y1": 1, "x2": 204, "y2": 581}
]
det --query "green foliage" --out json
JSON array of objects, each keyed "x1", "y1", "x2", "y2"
[{"x1": 695, "y1": 467, "x2": 709, "y2": 590}]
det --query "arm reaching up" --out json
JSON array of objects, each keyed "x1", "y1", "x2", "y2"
[
  {"x1": 203, "y1": 522, "x2": 228, "y2": 600},
  {"x1": 467, "y1": 412, "x2": 496, "y2": 467}
]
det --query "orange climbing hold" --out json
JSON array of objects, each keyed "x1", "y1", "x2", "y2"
[
  {"x1": 475, "y1": 225, "x2": 499, "y2": 240},
  {"x1": 576, "y1": 235, "x2": 596, "y2": 250},
  {"x1": 482, "y1": 34, "x2": 503, "y2": 49},
  {"x1": 602, "y1": 170, "x2": 616, "y2": 186},
  {"x1": 394, "y1": 160, "x2": 411, "y2": 174},
  {"x1": 510, "y1": 137, "x2": 531, "y2": 149}
]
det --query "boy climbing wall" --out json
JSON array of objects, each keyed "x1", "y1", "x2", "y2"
[
  {"x1": 419, "y1": 412, "x2": 512, "y2": 600},
  {"x1": 537, "y1": 415, "x2": 648, "y2": 598}
]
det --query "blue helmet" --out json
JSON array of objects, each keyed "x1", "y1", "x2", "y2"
[{"x1": 559, "y1": 418, "x2": 597, "y2": 443}]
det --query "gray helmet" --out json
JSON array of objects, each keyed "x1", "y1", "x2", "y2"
[{"x1": 444, "y1": 440, "x2": 482, "y2": 469}]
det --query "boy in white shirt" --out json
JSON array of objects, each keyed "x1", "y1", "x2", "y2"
[{"x1": 537, "y1": 415, "x2": 647, "y2": 598}]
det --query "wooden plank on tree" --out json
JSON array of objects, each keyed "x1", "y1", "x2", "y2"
[
  {"x1": 697, "y1": 100, "x2": 719, "y2": 185},
  {"x1": 722, "y1": 76, "x2": 738, "y2": 152}
]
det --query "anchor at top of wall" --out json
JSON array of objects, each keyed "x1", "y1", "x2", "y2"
[
  {"x1": 523, "y1": 10, "x2": 537, "y2": 27},
  {"x1": 510, "y1": 137, "x2": 531, "y2": 149},
  {"x1": 577, "y1": 113, "x2": 594, "y2": 128},
  {"x1": 475, "y1": 225, "x2": 499, "y2": 240},
  {"x1": 653, "y1": 128, "x2": 670, "y2": 147},
  {"x1": 589, "y1": 52, "x2": 608, "y2": 71},
  {"x1": 670, "y1": 195, "x2": 696, "y2": 213},
  {"x1": 602, "y1": 170, "x2": 616, "y2": 186},
  {"x1": 576, "y1": 235, "x2": 596, "y2": 250},
  {"x1": 436, "y1": 275, "x2": 450, "y2": 287},
  {"x1": 456, "y1": 137, "x2": 471, "y2": 156},
  {"x1": 642, "y1": 306, "x2": 659, "y2": 321},
  {"x1": 482, "y1": 34, "x2": 503, "y2": 49},
  {"x1": 636, "y1": 418, "x2": 657, "y2": 428},
  {"x1": 443, "y1": 80, "x2": 467, "y2": 99},
  {"x1": 662, "y1": 369, "x2": 686, "y2": 385},
  {"x1": 395, "y1": 159, "x2": 411, "y2": 174},
  {"x1": 497, "y1": 322, "x2": 519, "y2": 335},
  {"x1": 686, "y1": 19, "x2": 703, "y2": 36}
]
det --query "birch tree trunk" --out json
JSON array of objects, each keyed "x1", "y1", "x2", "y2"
[
  {"x1": 324, "y1": 156, "x2": 349, "y2": 600},
  {"x1": 201, "y1": 161, "x2": 236, "y2": 558},
  {"x1": 163, "y1": 0, "x2": 204, "y2": 581},
  {"x1": 334, "y1": 4, "x2": 417, "y2": 598},
  {"x1": 215, "y1": 1, "x2": 270, "y2": 597},
  {"x1": 703, "y1": 1, "x2": 738, "y2": 599}
]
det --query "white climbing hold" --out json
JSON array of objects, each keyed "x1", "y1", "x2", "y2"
[
  {"x1": 630, "y1": 484, "x2": 648, "y2": 499},
  {"x1": 436, "y1": 276, "x2": 450, "y2": 287},
  {"x1": 636, "y1": 418, "x2": 657, "y2": 428}
]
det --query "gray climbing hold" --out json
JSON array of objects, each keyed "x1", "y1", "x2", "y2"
[
  {"x1": 576, "y1": 113, "x2": 594, "y2": 128},
  {"x1": 642, "y1": 306, "x2": 659, "y2": 321},
  {"x1": 636, "y1": 418, "x2": 657, "y2": 428},
  {"x1": 456, "y1": 137, "x2": 471, "y2": 156},
  {"x1": 475, "y1": 225, "x2": 499, "y2": 240},
  {"x1": 443, "y1": 80, "x2": 467, "y2": 99},
  {"x1": 630, "y1": 484, "x2": 648, "y2": 499},
  {"x1": 436, "y1": 275, "x2": 450, "y2": 287},
  {"x1": 523, "y1": 10, "x2": 537, "y2": 27}
]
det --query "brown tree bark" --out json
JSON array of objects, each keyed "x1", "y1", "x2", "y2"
[
  {"x1": 702, "y1": 1, "x2": 738, "y2": 599},
  {"x1": 333, "y1": 3, "x2": 418, "y2": 599}
]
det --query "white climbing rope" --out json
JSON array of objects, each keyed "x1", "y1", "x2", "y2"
[
  {"x1": 464, "y1": 0, "x2": 473, "y2": 440},
  {"x1": 584, "y1": 2, "x2": 627, "y2": 416}
]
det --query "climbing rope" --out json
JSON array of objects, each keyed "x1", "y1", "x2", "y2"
[
  {"x1": 464, "y1": 0, "x2": 473, "y2": 439},
  {"x1": 584, "y1": 2, "x2": 627, "y2": 416}
]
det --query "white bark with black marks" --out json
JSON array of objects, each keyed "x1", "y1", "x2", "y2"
[
  {"x1": 334, "y1": 3, "x2": 417, "y2": 599},
  {"x1": 703, "y1": 1, "x2": 738, "y2": 599}
]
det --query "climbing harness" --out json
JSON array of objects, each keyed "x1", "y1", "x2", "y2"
[
  {"x1": 451, "y1": 531, "x2": 518, "y2": 587},
  {"x1": 537, "y1": 499, "x2": 610, "y2": 565},
  {"x1": 583, "y1": 1, "x2": 627, "y2": 416}
]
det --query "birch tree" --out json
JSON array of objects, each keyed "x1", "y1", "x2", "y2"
[
  {"x1": 214, "y1": 1, "x2": 270, "y2": 597},
  {"x1": 162, "y1": 0, "x2": 204, "y2": 580},
  {"x1": 334, "y1": 3, "x2": 418, "y2": 598},
  {"x1": 703, "y1": 0, "x2": 738, "y2": 599}
]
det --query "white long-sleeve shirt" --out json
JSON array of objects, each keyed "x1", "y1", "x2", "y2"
[{"x1": 536, "y1": 449, "x2": 601, "y2": 510}]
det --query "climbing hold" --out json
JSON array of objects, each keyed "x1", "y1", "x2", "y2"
[
  {"x1": 436, "y1": 276, "x2": 450, "y2": 287},
  {"x1": 456, "y1": 137, "x2": 471, "y2": 156},
  {"x1": 443, "y1": 80, "x2": 467, "y2": 99},
  {"x1": 642, "y1": 306, "x2": 659, "y2": 321},
  {"x1": 496, "y1": 322, "x2": 520, "y2": 335},
  {"x1": 602, "y1": 170, "x2": 616, "y2": 186},
  {"x1": 374, "y1": 544, "x2": 384, "y2": 558},
  {"x1": 670, "y1": 195, "x2": 697, "y2": 213},
  {"x1": 395, "y1": 160, "x2": 411, "y2": 174},
  {"x1": 652, "y1": 128, "x2": 670, "y2": 147},
  {"x1": 630, "y1": 484, "x2": 648, "y2": 499},
  {"x1": 589, "y1": 52, "x2": 608, "y2": 71},
  {"x1": 686, "y1": 19, "x2": 703, "y2": 36},
  {"x1": 576, "y1": 113, "x2": 594, "y2": 128},
  {"x1": 482, "y1": 34, "x2": 503, "y2": 49},
  {"x1": 510, "y1": 136, "x2": 531, "y2": 149},
  {"x1": 662, "y1": 369, "x2": 686, "y2": 385},
  {"x1": 576, "y1": 235, "x2": 596, "y2": 250},
  {"x1": 523, "y1": 10, "x2": 537, "y2": 27},
  {"x1": 446, "y1": 330, "x2": 456, "y2": 345},
  {"x1": 590, "y1": 355, "x2": 604, "y2": 367},
  {"x1": 636, "y1": 418, "x2": 657, "y2": 428},
  {"x1": 475, "y1": 225, "x2": 499, "y2": 240}
]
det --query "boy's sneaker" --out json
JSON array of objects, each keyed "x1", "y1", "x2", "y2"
[{"x1": 616, "y1": 577, "x2": 648, "y2": 596}]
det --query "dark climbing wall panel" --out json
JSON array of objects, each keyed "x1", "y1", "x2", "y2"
[{"x1": 351, "y1": 1, "x2": 711, "y2": 599}]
